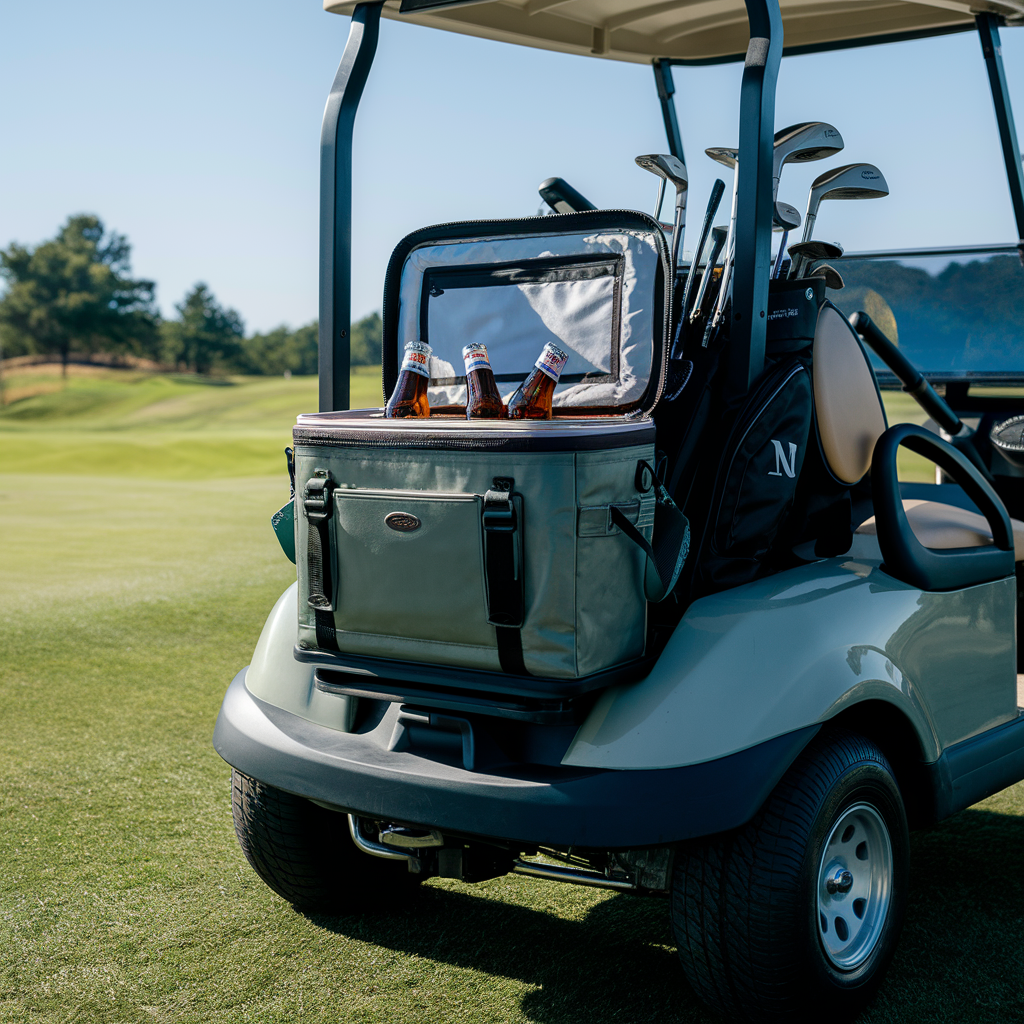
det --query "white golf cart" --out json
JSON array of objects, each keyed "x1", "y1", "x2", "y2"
[{"x1": 214, "y1": 0, "x2": 1024, "y2": 1019}]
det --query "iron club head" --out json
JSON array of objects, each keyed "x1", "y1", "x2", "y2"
[
  {"x1": 772, "y1": 122, "x2": 844, "y2": 199},
  {"x1": 800, "y1": 163, "x2": 889, "y2": 243},
  {"x1": 773, "y1": 201, "x2": 802, "y2": 232},
  {"x1": 635, "y1": 153, "x2": 688, "y2": 203},
  {"x1": 705, "y1": 147, "x2": 739, "y2": 169},
  {"x1": 808, "y1": 263, "x2": 845, "y2": 290}
]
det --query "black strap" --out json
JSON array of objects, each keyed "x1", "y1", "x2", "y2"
[
  {"x1": 611, "y1": 460, "x2": 691, "y2": 602},
  {"x1": 303, "y1": 471, "x2": 338, "y2": 651},
  {"x1": 482, "y1": 480, "x2": 527, "y2": 674}
]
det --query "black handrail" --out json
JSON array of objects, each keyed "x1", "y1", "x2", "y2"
[{"x1": 319, "y1": 3, "x2": 384, "y2": 413}]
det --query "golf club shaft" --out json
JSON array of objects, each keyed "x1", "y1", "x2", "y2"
[
  {"x1": 711, "y1": 166, "x2": 741, "y2": 326},
  {"x1": 678, "y1": 179, "x2": 725, "y2": 330},
  {"x1": 655, "y1": 178, "x2": 666, "y2": 222},
  {"x1": 689, "y1": 232, "x2": 727, "y2": 325},
  {"x1": 772, "y1": 230, "x2": 789, "y2": 279}
]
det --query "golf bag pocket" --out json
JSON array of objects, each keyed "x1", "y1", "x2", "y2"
[
  {"x1": 292, "y1": 414, "x2": 684, "y2": 679},
  {"x1": 695, "y1": 356, "x2": 813, "y2": 593}
]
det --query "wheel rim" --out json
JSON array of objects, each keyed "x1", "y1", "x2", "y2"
[{"x1": 816, "y1": 802, "x2": 893, "y2": 970}]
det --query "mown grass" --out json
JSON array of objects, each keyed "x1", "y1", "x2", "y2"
[{"x1": 2, "y1": 369, "x2": 1020, "y2": 1022}]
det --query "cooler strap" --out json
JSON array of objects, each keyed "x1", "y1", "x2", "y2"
[
  {"x1": 303, "y1": 470, "x2": 339, "y2": 651},
  {"x1": 611, "y1": 460, "x2": 691, "y2": 602},
  {"x1": 482, "y1": 481, "x2": 528, "y2": 675}
]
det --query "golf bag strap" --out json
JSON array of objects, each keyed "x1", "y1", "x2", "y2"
[
  {"x1": 482, "y1": 482, "x2": 527, "y2": 675},
  {"x1": 303, "y1": 471, "x2": 339, "y2": 652},
  {"x1": 611, "y1": 460, "x2": 691, "y2": 602}
]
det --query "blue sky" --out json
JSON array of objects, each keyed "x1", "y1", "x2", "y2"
[{"x1": 3, "y1": 1, "x2": 1023, "y2": 333}]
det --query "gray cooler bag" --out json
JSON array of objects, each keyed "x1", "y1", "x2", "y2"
[{"x1": 291, "y1": 211, "x2": 685, "y2": 680}]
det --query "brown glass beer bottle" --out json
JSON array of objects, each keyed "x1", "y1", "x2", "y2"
[
  {"x1": 507, "y1": 342, "x2": 569, "y2": 420},
  {"x1": 385, "y1": 340, "x2": 432, "y2": 418},
  {"x1": 462, "y1": 343, "x2": 504, "y2": 419}
]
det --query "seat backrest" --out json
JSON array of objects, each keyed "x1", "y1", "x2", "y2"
[{"x1": 812, "y1": 304, "x2": 887, "y2": 486}]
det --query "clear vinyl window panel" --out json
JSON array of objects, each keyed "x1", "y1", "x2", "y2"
[
  {"x1": 420, "y1": 256, "x2": 623, "y2": 393},
  {"x1": 827, "y1": 247, "x2": 1024, "y2": 382}
]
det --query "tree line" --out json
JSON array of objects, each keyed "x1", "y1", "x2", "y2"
[{"x1": 0, "y1": 215, "x2": 382, "y2": 376}]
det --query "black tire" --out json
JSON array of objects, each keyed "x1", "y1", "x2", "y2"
[
  {"x1": 671, "y1": 729, "x2": 909, "y2": 1023},
  {"x1": 231, "y1": 769, "x2": 420, "y2": 912}
]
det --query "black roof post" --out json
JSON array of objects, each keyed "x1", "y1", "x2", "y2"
[
  {"x1": 652, "y1": 59, "x2": 685, "y2": 162},
  {"x1": 977, "y1": 13, "x2": 1024, "y2": 253},
  {"x1": 729, "y1": 0, "x2": 783, "y2": 394},
  {"x1": 319, "y1": 3, "x2": 384, "y2": 413}
]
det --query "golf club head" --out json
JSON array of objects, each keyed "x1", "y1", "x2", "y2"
[
  {"x1": 809, "y1": 263, "x2": 845, "y2": 290},
  {"x1": 773, "y1": 201, "x2": 801, "y2": 231},
  {"x1": 810, "y1": 163, "x2": 889, "y2": 204},
  {"x1": 772, "y1": 122, "x2": 844, "y2": 198},
  {"x1": 635, "y1": 154, "x2": 688, "y2": 191},
  {"x1": 788, "y1": 239, "x2": 844, "y2": 262},
  {"x1": 705, "y1": 147, "x2": 739, "y2": 169}
]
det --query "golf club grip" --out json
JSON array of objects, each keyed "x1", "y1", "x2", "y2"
[
  {"x1": 538, "y1": 177, "x2": 597, "y2": 213},
  {"x1": 850, "y1": 312, "x2": 962, "y2": 435}
]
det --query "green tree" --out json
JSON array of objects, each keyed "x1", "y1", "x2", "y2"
[
  {"x1": 163, "y1": 283, "x2": 244, "y2": 374},
  {"x1": 0, "y1": 214, "x2": 159, "y2": 375},
  {"x1": 350, "y1": 311, "x2": 382, "y2": 366}
]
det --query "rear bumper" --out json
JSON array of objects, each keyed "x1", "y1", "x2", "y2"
[{"x1": 213, "y1": 668, "x2": 817, "y2": 848}]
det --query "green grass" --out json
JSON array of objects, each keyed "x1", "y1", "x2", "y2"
[{"x1": 2, "y1": 370, "x2": 1021, "y2": 1022}]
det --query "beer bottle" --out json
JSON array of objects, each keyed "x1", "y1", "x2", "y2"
[
  {"x1": 385, "y1": 340, "x2": 432, "y2": 418},
  {"x1": 462, "y1": 343, "x2": 504, "y2": 419},
  {"x1": 507, "y1": 342, "x2": 569, "y2": 420}
]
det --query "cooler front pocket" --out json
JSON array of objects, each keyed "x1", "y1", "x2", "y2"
[{"x1": 331, "y1": 488, "x2": 495, "y2": 647}]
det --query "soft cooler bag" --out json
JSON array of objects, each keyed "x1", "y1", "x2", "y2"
[{"x1": 291, "y1": 211, "x2": 685, "y2": 680}]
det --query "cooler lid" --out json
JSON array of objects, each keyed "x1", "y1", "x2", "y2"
[{"x1": 381, "y1": 210, "x2": 672, "y2": 416}]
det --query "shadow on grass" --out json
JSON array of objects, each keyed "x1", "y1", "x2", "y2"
[
  {"x1": 301, "y1": 807, "x2": 1024, "y2": 1024},
  {"x1": 305, "y1": 885, "x2": 704, "y2": 1024}
]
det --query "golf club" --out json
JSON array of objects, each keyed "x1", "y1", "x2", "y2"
[
  {"x1": 772, "y1": 201, "x2": 801, "y2": 279},
  {"x1": 799, "y1": 162, "x2": 888, "y2": 244},
  {"x1": 772, "y1": 122, "x2": 845, "y2": 201},
  {"x1": 538, "y1": 177, "x2": 597, "y2": 214},
  {"x1": 788, "y1": 239, "x2": 844, "y2": 280},
  {"x1": 689, "y1": 225, "x2": 728, "y2": 330},
  {"x1": 702, "y1": 148, "x2": 740, "y2": 336},
  {"x1": 676, "y1": 178, "x2": 726, "y2": 342},
  {"x1": 808, "y1": 263, "x2": 845, "y2": 289},
  {"x1": 636, "y1": 154, "x2": 688, "y2": 271}
]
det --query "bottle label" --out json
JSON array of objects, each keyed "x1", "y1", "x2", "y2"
[
  {"x1": 462, "y1": 344, "x2": 492, "y2": 375},
  {"x1": 401, "y1": 342, "x2": 431, "y2": 379},
  {"x1": 535, "y1": 344, "x2": 569, "y2": 382}
]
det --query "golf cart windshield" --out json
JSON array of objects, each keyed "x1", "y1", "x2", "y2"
[{"x1": 317, "y1": 0, "x2": 1024, "y2": 410}]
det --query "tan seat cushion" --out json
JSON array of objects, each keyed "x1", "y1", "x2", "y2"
[{"x1": 856, "y1": 499, "x2": 1024, "y2": 561}]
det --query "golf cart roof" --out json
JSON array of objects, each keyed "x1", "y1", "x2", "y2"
[{"x1": 324, "y1": 0, "x2": 1024, "y2": 65}]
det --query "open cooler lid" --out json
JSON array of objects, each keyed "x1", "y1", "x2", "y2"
[{"x1": 381, "y1": 210, "x2": 672, "y2": 416}]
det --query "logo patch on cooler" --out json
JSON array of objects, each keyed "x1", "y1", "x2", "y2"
[
  {"x1": 768, "y1": 439, "x2": 798, "y2": 478},
  {"x1": 385, "y1": 511, "x2": 422, "y2": 532}
]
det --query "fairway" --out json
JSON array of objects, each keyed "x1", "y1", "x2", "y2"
[{"x1": 2, "y1": 369, "x2": 1022, "y2": 1023}]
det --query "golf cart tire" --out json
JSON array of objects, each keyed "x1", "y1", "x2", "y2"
[
  {"x1": 671, "y1": 729, "x2": 908, "y2": 1023},
  {"x1": 231, "y1": 769, "x2": 419, "y2": 912}
]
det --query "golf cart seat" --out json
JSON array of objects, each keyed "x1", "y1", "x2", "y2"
[
  {"x1": 813, "y1": 304, "x2": 1024, "y2": 564},
  {"x1": 856, "y1": 499, "x2": 1024, "y2": 561}
]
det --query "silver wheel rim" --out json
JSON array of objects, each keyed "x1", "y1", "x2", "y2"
[{"x1": 816, "y1": 802, "x2": 893, "y2": 970}]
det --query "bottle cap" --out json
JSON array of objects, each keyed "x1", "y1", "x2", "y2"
[
  {"x1": 535, "y1": 343, "x2": 569, "y2": 382},
  {"x1": 401, "y1": 340, "x2": 432, "y2": 378},
  {"x1": 462, "y1": 343, "x2": 492, "y2": 374}
]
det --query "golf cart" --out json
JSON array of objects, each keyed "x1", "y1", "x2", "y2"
[{"x1": 213, "y1": 0, "x2": 1024, "y2": 1018}]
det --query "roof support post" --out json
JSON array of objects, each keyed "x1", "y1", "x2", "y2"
[
  {"x1": 652, "y1": 59, "x2": 685, "y2": 162},
  {"x1": 319, "y1": 3, "x2": 383, "y2": 413},
  {"x1": 730, "y1": 0, "x2": 783, "y2": 395},
  {"x1": 976, "y1": 13, "x2": 1024, "y2": 252}
]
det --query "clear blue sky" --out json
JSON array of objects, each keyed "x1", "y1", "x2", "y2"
[{"x1": 3, "y1": 1, "x2": 1022, "y2": 334}]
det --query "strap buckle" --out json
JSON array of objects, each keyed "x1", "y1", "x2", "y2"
[
  {"x1": 303, "y1": 470, "x2": 333, "y2": 522},
  {"x1": 483, "y1": 479, "x2": 517, "y2": 536}
]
